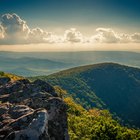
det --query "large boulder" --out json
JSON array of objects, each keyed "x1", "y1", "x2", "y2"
[
  {"x1": 0, "y1": 79, "x2": 69, "y2": 140},
  {"x1": 0, "y1": 108, "x2": 49, "y2": 140},
  {"x1": 33, "y1": 79, "x2": 58, "y2": 97}
]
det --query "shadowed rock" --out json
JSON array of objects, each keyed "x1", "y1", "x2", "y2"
[{"x1": 0, "y1": 77, "x2": 10, "y2": 86}]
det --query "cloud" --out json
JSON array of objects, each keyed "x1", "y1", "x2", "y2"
[
  {"x1": 91, "y1": 28, "x2": 121, "y2": 43},
  {"x1": 1, "y1": 13, "x2": 29, "y2": 43},
  {"x1": 0, "y1": 13, "x2": 57, "y2": 44},
  {"x1": 118, "y1": 33, "x2": 131, "y2": 43},
  {"x1": 0, "y1": 25, "x2": 4, "y2": 39},
  {"x1": 0, "y1": 13, "x2": 140, "y2": 45},
  {"x1": 28, "y1": 28, "x2": 65, "y2": 44},
  {"x1": 91, "y1": 28, "x2": 140, "y2": 43},
  {"x1": 28, "y1": 28, "x2": 49, "y2": 43},
  {"x1": 64, "y1": 28, "x2": 83, "y2": 43},
  {"x1": 44, "y1": 34, "x2": 65, "y2": 43},
  {"x1": 0, "y1": 13, "x2": 64, "y2": 44},
  {"x1": 131, "y1": 33, "x2": 140, "y2": 43}
]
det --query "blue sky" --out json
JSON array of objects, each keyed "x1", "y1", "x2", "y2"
[
  {"x1": 0, "y1": 0, "x2": 140, "y2": 33},
  {"x1": 0, "y1": 0, "x2": 140, "y2": 51}
]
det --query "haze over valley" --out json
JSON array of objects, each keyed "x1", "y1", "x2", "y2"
[{"x1": 0, "y1": 51, "x2": 140, "y2": 76}]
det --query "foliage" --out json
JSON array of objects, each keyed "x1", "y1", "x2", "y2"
[
  {"x1": 29, "y1": 63, "x2": 140, "y2": 127},
  {"x1": 65, "y1": 97, "x2": 140, "y2": 140},
  {"x1": 54, "y1": 86, "x2": 67, "y2": 98},
  {"x1": 64, "y1": 97, "x2": 86, "y2": 116},
  {"x1": 0, "y1": 71, "x2": 23, "y2": 81}
]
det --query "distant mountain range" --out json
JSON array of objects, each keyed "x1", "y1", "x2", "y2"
[
  {"x1": 0, "y1": 51, "x2": 140, "y2": 76},
  {"x1": 0, "y1": 56, "x2": 70, "y2": 76},
  {"x1": 30, "y1": 63, "x2": 140, "y2": 128}
]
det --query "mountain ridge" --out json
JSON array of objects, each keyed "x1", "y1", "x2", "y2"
[{"x1": 30, "y1": 62, "x2": 140, "y2": 128}]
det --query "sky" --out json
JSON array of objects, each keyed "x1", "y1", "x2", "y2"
[{"x1": 0, "y1": 0, "x2": 140, "y2": 52}]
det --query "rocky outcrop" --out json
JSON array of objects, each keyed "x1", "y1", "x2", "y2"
[
  {"x1": 0, "y1": 77, "x2": 10, "y2": 86},
  {"x1": 0, "y1": 78, "x2": 69, "y2": 140}
]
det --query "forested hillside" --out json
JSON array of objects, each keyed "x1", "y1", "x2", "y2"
[
  {"x1": 30, "y1": 63, "x2": 140, "y2": 127},
  {"x1": 65, "y1": 97, "x2": 140, "y2": 140}
]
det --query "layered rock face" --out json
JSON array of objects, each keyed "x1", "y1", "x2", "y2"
[{"x1": 0, "y1": 78, "x2": 69, "y2": 140}]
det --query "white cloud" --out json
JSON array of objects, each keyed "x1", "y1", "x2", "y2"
[
  {"x1": 119, "y1": 33, "x2": 132, "y2": 43},
  {"x1": 64, "y1": 28, "x2": 83, "y2": 43},
  {"x1": 0, "y1": 13, "x2": 64, "y2": 44},
  {"x1": 131, "y1": 33, "x2": 140, "y2": 43},
  {"x1": 1, "y1": 13, "x2": 29, "y2": 43},
  {"x1": 0, "y1": 25, "x2": 4, "y2": 39},
  {"x1": 90, "y1": 28, "x2": 140, "y2": 43},
  {"x1": 28, "y1": 28, "x2": 49, "y2": 43},
  {"x1": 44, "y1": 34, "x2": 64, "y2": 43},
  {"x1": 0, "y1": 13, "x2": 140, "y2": 45},
  {"x1": 91, "y1": 28, "x2": 121, "y2": 43},
  {"x1": 28, "y1": 28, "x2": 65, "y2": 44}
]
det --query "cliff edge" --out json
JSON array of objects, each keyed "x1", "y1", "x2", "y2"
[{"x1": 0, "y1": 75, "x2": 69, "y2": 140}]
